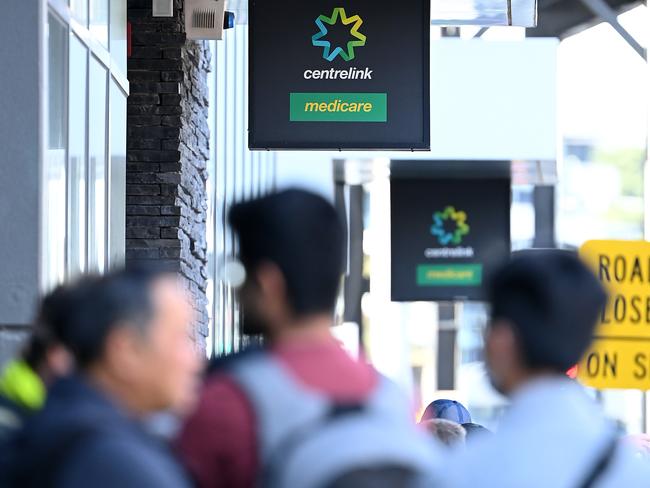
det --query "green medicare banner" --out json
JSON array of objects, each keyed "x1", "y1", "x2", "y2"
[
  {"x1": 249, "y1": 0, "x2": 430, "y2": 150},
  {"x1": 290, "y1": 93, "x2": 387, "y2": 122},
  {"x1": 416, "y1": 265, "x2": 483, "y2": 286}
]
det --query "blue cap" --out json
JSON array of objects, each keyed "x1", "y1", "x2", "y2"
[{"x1": 421, "y1": 399, "x2": 472, "y2": 424}]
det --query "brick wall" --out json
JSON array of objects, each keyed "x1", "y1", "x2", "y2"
[{"x1": 127, "y1": 0, "x2": 210, "y2": 349}]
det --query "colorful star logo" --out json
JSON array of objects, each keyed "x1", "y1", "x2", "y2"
[
  {"x1": 312, "y1": 8, "x2": 367, "y2": 62},
  {"x1": 431, "y1": 206, "x2": 470, "y2": 246}
]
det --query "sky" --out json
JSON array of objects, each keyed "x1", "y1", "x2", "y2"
[{"x1": 558, "y1": 5, "x2": 648, "y2": 148}]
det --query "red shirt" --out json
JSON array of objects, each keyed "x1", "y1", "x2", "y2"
[{"x1": 175, "y1": 338, "x2": 377, "y2": 488}]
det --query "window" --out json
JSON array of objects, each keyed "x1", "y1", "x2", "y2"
[
  {"x1": 70, "y1": 0, "x2": 88, "y2": 27},
  {"x1": 67, "y1": 35, "x2": 88, "y2": 277},
  {"x1": 43, "y1": 0, "x2": 127, "y2": 289},
  {"x1": 110, "y1": 0, "x2": 127, "y2": 75},
  {"x1": 206, "y1": 30, "x2": 277, "y2": 356},
  {"x1": 88, "y1": 57, "x2": 107, "y2": 272},
  {"x1": 109, "y1": 80, "x2": 127, "y2": 268},
  {"x1": 89, "y1": 0, "x2": 109, "y2": 48},
  {"x1": 43, "y1": 12, "x2": 68, "y2": 290}
]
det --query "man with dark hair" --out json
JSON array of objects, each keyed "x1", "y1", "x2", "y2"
[
  {"x1": 446, "y1": 252, "x2": 650, "y2": 487},
  {"x1": 5, "y1": 268, "x2": 200, "y2": 487},
  {"x1": 226, "y1": 188, "x2": 345, "y2": 337},
  {"x1": 177, "y1": 189, "x2": 439, "y2": 488}
]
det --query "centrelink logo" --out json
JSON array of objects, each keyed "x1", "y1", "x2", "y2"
[
  {"x1": 425, "y1": 206, "x2": 474, "y2": 259},
  {"x1": 431, "y1": 206, "x2": 470, "y2": 246},
  {"x1": 304, "y1": 7, "x2": 372, "y2": 81},
  {"x1": 312, "y1": 8, "x2": 366, "y2": 62}
]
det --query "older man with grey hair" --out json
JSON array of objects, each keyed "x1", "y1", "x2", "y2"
[{"x1": 422, "y1": 419, "x2": 466, "y2": 448}]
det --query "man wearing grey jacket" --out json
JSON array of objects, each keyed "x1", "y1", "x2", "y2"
[{"x1": 444, "y1": 252, "x2": 650, "y2": 488}]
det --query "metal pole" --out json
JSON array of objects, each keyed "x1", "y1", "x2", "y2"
[
  {"x1": 532, "y1": 186, "x2": 556, "y2": 248},
  {"x1": 636, "y1": 22, "x2": 650, "y2": 434},
  {"x1": 474, "y1": 27, "x2": 490, "y2": 38},
  {"x1": 579, "y1": 0, "x2": 646, "y2": 60},
  {"x1": 642, "y1": 392, "x2": 647, "y2": 434}
]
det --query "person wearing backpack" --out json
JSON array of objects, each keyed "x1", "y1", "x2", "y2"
[
  {"x1": 176, "y1": 189, "x2": 442, "y2": 488},
  {"x1": 3, "y1": 268, "x2": 200, "y2": 487},
  {"x1": 444, "y1": 252, "x2": 650, "y2": 488}
]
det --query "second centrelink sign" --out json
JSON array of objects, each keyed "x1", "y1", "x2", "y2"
[
  {"x1": 390, "y1": 162, "x2": 511, "y2": 302},
  {"x1": 248, "y1": 0, "x2": 431, "y2": 150}
]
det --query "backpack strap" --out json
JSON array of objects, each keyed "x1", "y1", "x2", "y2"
[
  {"x1": 230, "y1": 358, "x2": 438, "y2": 488},
  {"x1": 260, "y1": 401, "x2": 366, "y2": 487},
  {"x1": 274, "y1": 376, "x2": 440, "y2": 488},
  {"x1": 228, "y1": 354, "x2": 330, "y2": 465},
  {"x1": 576, "y1": 436, "x2": 618, "y2": 488}
]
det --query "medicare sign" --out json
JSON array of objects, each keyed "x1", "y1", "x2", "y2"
[
  {"x1": 390, "y1": 164, "x2": 511, "y2": 302},
  {"x1": 248, "y1": 0, "x2": 430, "y2": 150}
]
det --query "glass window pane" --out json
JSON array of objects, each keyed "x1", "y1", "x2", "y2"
[
  {"x1": 44, "y1": 12, "x2": 68, "y2": 291},
  {"x1": 89, "y1": 0, "x2": 109, "y2": 47},
  {"x1": 110, "y1": 0, "x2": 127, "y2": 75},
  {"x1": 88, "y1": 57, "x2": 107, "y2": 273},
  {"x1": 108, "y1": 80, "x2": 127, "y2": 268},
  {"x1": 70, "y1": 0, "x2": 88, "y2": 27},
  {"x1": 68, "y1": 35, "x2": 88, "y2": 277}
]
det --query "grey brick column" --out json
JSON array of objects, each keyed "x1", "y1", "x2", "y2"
[{"x1": 127, "y1": 0, "x2": 210, "y2": 349}]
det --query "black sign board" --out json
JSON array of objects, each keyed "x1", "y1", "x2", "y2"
[
  {"x1": 248, "y1": 0, "x2": 430, "y2": 150},
  {"x1": 391, "y1": 162, "x2": 511, "y2": 301}
]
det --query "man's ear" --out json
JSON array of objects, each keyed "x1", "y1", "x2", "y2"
[
  {"x1": 486, "y1": 320, "x2": 518, "y2": 365},
  {"x1": 255, "y1": 262, "x2": 290, "y2": 315},
  {"x1": 45, "y1": 345, "x2": 73, "y2": 379},
  {"x1": 255, "y1": 262, "x2": 286, "y2": 299},
  {"x1": 102, "y1": 326, "x2": 142, "y2": 377},
  {"x1": 485, "y1": 320, "x2": 519, "y2": 369},
  {"x1": 488, "y1": 320, "x2": 516, "y2": 352}
]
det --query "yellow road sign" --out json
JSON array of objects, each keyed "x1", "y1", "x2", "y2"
[
  {"x1": 578, "y1": 338, "x2": 650, "y2": 390},
  {"x1": 578, "y1": 240, "x2": 650, "y2": 390}
]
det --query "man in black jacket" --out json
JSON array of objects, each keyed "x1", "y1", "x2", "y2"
[{"x1": 4, "y1": 268, "x2": 201, "y2": 487}]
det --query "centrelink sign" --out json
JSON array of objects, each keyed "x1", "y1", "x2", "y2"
[
  {"x1": 390, "y1": 161, "x2": 511, "y2": 302},
  {"x1": 248, "y1": 0, "x2": 431, "y2": 150}
]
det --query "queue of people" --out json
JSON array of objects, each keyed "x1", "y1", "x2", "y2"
[{"x1": 1, "y1": 189, "x2": 649, "y2": 487}]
